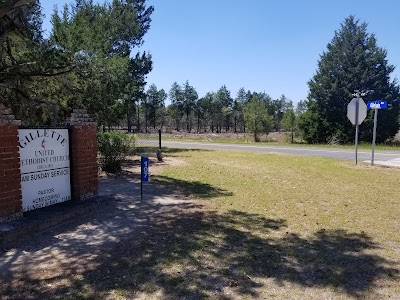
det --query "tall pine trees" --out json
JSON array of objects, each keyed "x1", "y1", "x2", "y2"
[
  {"x1": 299, "y1": 16, "x2": 399, "y2": 144},
  {"x1": 1, "y1": 0, "x2": 154, "y2": 126}
]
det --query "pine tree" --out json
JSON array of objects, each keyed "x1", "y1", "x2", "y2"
[
  {"x1": 300, "y1": 16, "x2": 399, "y2": 144},
  {"x1": 146, "y1": 84, "x2": 166, "y2": 129},
  {"x1": 48, "y1": 0, "x2": 154, "y2": 128},
  {"x1": 182, "y1": 80, "x2": 198, "y2": 132},
  {"x1": 234, "y1": 87, "x2": 249, "y2": 132},
  {"x1": 169, "y1": 82, "x2": 184, "y2": 131},
  {"x1": 215, "y1": 85, "x2": 233, "y2": 132},
  {"x1": 244, "y1": 94, "x2": 273, "y2": 142},
  {"x1": 282, "y1": 100, "x2": 296, "y2": 143},
  {"x1": 1, "y1": 0, "x2": 73, "y2": 125}
]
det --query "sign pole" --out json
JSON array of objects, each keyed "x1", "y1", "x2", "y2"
[
  {"x1": 367, "y1": 99, "x2": 387, "y2": 166},
  {"x1": 371, "y1": 108, "x2": 378, "y2": 166},
  {"x1": 140, "y1": 156, "x2": 143, "y2": 202},
  {"x1": 140, "y1": 156, "x2": 149, "y2": 202},
  {"x1": 141, "y1": 167, "x2": 143, "y2": 201},
  {"x1": 355, "y1": 97, "x2": 360, "y2": 165},
  {"x1": 348, "y1": 90, "x2": 373, "y2": 165}
]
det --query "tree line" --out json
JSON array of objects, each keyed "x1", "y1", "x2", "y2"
[
  {"x1": 1, "y1": 1, "x2": 399, "y2": 144},
  {"x1": 139, "y1": 16, "x2": 399, "y2": 144},
  {"x1": 137, "y1": 82, "x2": 301, "y2": 142}
]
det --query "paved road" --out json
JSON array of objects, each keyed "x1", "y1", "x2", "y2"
[{"x1": 162, "y1": 141, "x2": 400, "y2": 166}]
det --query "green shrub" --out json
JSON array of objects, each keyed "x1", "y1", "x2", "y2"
[{"x1": 97, "y1": 131, "x2": 136, "y2": 172}]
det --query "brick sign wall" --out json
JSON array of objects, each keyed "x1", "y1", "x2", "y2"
[
  {"x1": 0, "y1": 106, "x2": 98, "y2": 221},
  {"x1": 68, "y1": 110, "x2": 98, "y2": 200},
  {"x1": 0, "y1": 104, "x2": 22, "y2": 221}
]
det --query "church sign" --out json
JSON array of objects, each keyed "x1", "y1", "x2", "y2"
[{"x1": 18, "y1": 129, "x2": 71, "y2": 212}]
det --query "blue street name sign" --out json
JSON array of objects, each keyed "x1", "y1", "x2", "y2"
[
  {"x1": 141, "y1": 156, "x2": 149, "y2": 182},
  {"x1": 367, "y1": 100, "x2": 387, "y2": 109}
]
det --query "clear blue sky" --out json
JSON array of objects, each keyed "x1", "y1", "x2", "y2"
[{"x1": 41, "y1": 0, "x2": 400, "y2": 104}]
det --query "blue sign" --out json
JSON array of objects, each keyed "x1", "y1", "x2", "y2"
[
  {"x1": 367, "y1": 100, "x2": 387, "y2": 109},
  {"x1": 141, "y1": 156, "x2": 149, "y2": 182}
]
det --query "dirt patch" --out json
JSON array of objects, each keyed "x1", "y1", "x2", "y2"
[
  {"x1": 0, "y1": 156, "x2": 202, "y2": 299},
  {"x1": 336, "y1": 161, "x2": 400, "y2": 171}
]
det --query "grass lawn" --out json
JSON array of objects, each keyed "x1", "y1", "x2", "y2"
[
  {"x1": 4, "y1": 148, "x2": 399, "y2": 300},
  {"x1": 140, "y1": 149, "x2": 400, "y2": 299},
  {"x1": 162, "y1": 149, "x2": 400, "y2": 241}
]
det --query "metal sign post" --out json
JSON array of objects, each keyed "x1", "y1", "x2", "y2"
[
  {"x1": 367, "y1": 100, "x2": 387, "y2": 166},
  {"x1": 141, "y1": 156, "x2": 149, "y2": 201},
  {"x1": 371, "y1": 108, "x2": 378, "y2": 166},
  {"x1": 347, "y1": 94, "x2": 368, "y2": 165},
  {"x1": 355, "y1": 99, "x2": 359, "y2": 164}
]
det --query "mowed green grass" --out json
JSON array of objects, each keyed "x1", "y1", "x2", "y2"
[
  {"x1": 4, "y1": 149, "x2": 400, "y2": 300},
  {"x1": 151, "y1": 149, "x2": 400, "y2": 298},
  {"x1": 163, "y1": 149, "x2": 400, "y2": 243},
  {"x1": 51, "y1": 149, "x2": 400, "y2": 300}
]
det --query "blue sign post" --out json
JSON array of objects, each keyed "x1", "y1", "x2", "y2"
[
  {"x1": 367, "y1": 100, "x2": 387, "y2": 165},
  {"x1": 141, "y1": 156, "x2": 149, "y2": 182},
  {"x1": 141, "y1": 156, "x2": 149, "y2": 201}
]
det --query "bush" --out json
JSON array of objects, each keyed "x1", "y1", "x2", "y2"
[{"x1": 97, "y1": 131, "x2": 136, "y2": 172}]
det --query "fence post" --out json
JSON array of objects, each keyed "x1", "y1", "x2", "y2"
[{"x1": 158, "y1": 128, "x2": 162, "y2": 150}]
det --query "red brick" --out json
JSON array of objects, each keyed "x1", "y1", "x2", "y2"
[
  {"x1": 6, "y1": 180, "x2": 21, "y2": 190},
  {"x1": 6, "y1": 201, "x2": 22, "y2": 212},
  {"x1": 0, "y1": 204, "x2": 13, "y2": 215},
  {"x1": 0, "y1": 195, "x2": 14, "y2": 205},
  {"x1": 69, "y1": 122, "x2": 98, "y2": 200},
  {"x1": 4, "y1": 169, "x2": 19, "y2": 177}
]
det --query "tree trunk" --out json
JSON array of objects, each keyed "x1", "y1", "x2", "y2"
[
  {"x1": 186, "y1": 111, "x2": 190, "y2": 132},
  {"x1": 254, "y1": 118, "x2": 258, "y2": 142},
  {"x1": 197, "y1": 113, "x2": 200, "y2": 133},
  {"x1": 50, "y1": 103, "x2": 58, "y2": 127},
  {"x1": 291, "y1": 128, "x2": 294, "y2": 143},
  {"x1": 145, "y1": 103, "x2": 148, "y2": 133},
  {"x1": 153, "y1": 108, "x2": 157, "y2": 129},
  {"x1": 127, "y1": 103, "x2": 133, "y2": 133},
  {"x1": 136, "y1": 101, "x2": 140, "y2": 132}
]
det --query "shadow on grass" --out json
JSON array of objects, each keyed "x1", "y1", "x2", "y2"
[
  {"x1": 152, "y1": 175, "x2": 233, "y2": 199},
  {"x1": 135, "y1": 146, "x2": 212, "y2": 155},
  {"x1": 161, "y1": 147, "x2": 212, "y2": 154},
  {"x1": 0, "y1": 174, "x2": 399, "y2": 299},
  {"x1": 85, "y1": 209, "x2": 397, "y2": 299}
]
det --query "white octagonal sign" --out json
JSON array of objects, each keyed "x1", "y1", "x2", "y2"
[{"x1": 347, "y1": 98, "x2": 367, "y2": 125}]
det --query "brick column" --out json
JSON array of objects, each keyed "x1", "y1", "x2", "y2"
[
  {"x1": 0, "y1": 104, "x2": 22, "y2": 221},
  {"x1": 68, "y1": 109, "x2": 98, "y2": 200}
]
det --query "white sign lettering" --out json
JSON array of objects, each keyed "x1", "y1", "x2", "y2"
[{"x1": 18, "y1": 129, "x2": 71, "y2": 212}]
